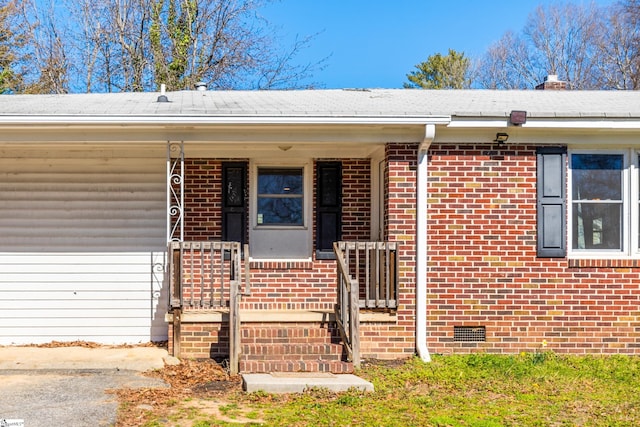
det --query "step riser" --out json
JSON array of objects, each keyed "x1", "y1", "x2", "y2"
[
  {"x1": 242, "y1": 344, "x2": 344, "y2": 356},
  {"x1": 240, "y1": 361, "x2": 354, "y2": 374},
  {"x1": 239, "y1": 326, "x2": 352, "y2": 373},
  {"x1": 246, "y1": 338, "x2": 341, "y2": 345},
  {"x1": 242, "y1": 354, "x2": 343, "y2": 362},
  {"x1": 241, "y1": 328, "x2": 343, "y2": 346},
  {"x1": 241, "y1": 328, "x2": 341, "y2": 340}
]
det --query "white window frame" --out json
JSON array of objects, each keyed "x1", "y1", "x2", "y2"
[
  {"x1": 568, "y1": 148, "x2": 636, "y2": 258},
  {"x1": 249, "y1": 159, "x2": 312, "y2": 260}
]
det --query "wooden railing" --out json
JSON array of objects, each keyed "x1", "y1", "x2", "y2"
[
  {"x1": 336, "y1": 241, "x2": 398, "y2": 309},
  {"x1": 167, "y1": 241, "x2": 249, "y2": 374},
  {"x1": 334, "y1": 241, "x2": 398, "y2": 368},
  {"x1": 334, "y1": 242, "x2": 360, "y2": 368}
]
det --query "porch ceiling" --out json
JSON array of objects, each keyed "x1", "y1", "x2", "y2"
[{"x1": 0, "y1": 123, "x2": 434, "y2": 158}]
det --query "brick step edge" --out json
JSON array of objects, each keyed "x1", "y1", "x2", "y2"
[
  {"x1": 241, "y1": 327, "x2": 341, "y2": 339},
  {"x1": 239, "y1": 360, "x2": 354, "y2": 374},
  {"x1": 241, "y1": 343, "x2": 345, "y2": 358},
  {"x1": 242, "y1": 337, "x2": 343, "y2": 345}
]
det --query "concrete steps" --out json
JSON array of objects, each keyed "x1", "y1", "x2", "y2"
[
  {"x1": 239, "y1": 325, "x2": 353, "y2": 374},
  {"x1": 242, "y1": 372, "x2": 374, "y2": 393}
]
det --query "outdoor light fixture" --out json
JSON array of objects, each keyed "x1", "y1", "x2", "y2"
[
  {"x1": 510, "y1": 110, "x2": 527, "y2": 125},
  {"x1": 494, "y1": 132, "x2": 509, "y2": 144}
]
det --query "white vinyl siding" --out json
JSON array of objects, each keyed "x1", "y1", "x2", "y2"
[{"x1": 0, "y1": 146, "x2": 167, "y2": 345}]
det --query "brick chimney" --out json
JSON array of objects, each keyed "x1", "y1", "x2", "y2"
[{"x1": 535, "y1": 74, "x2": 568, "y2": 90}]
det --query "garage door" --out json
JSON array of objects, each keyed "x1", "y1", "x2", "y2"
[{"x1": 0, "y1": 145, "x2": 167, "y2": 345}]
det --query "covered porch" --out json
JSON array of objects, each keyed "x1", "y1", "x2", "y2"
[{"x1": 162, "y1": 121, "x2": 430, "y2": 373}]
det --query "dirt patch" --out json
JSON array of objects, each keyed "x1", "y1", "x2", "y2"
[
  {"x1": 181, "y1": 399, "x2": 265, "y2": 425},
  {"x1": 113, "y1": 358, "x2": 244, "y2": 426}
]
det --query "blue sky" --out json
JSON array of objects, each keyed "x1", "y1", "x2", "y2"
[{"x1": 260, "y1": 0, "x2": 618, "y2": 89}]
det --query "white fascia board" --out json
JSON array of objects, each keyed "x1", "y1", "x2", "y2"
[
  {"x1": 448, "y1": 118, "x2": 640, "y2": 130},
  {"x1": 0, "y1": 115, "x2": 452, "y2": 126},
  {"x1": 446, "y1": 119, "x2": 509, "y2": 128},
  {"x1": 521, "y1": 120, "x2": 640, "y2": 130}
]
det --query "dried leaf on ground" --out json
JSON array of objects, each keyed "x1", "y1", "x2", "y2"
[
  {"x1": 114, "y1": 358, "x2": 243, "y2": 426},
  {"x1": 1, "y1": 340, "x2": 168, "y2": 349}
]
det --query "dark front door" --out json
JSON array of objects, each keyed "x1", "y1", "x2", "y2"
[{"x1": 222, "y1": 162, "x2": 247, "y2": 246}]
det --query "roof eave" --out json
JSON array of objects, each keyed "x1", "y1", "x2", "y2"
[
  {"x1": 448, "y1": 116, "x2": 640, "y2": 130},
  {"x1": 0, "y1": 114, "x2": 452, "y2": 127}
]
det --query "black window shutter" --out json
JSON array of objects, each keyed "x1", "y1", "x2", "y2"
[
  {"x1": 222, "y1": 162, "x2": 247, "y2": 246},
  {"x1": 316, "y1": 162, "x2": 342, "y2": 258},
  {"x1": 536, "y1": 147, "x2": 567, "y2": 257}
]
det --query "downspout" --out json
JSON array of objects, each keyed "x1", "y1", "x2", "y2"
[{"x1": 416, "y1": 124, "x2": 434, "y2": 362}]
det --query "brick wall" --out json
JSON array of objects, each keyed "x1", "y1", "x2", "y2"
[
  {"x1": 427, "y1": 144, "x2": 640, "y2": 354},
  {"x1": 183, "y1": 159, "x2": 224, "y2": 239},
  {"x1": 341, "y1": 159, "x2": 372, "y2": 240},
  {"x1": 373, "y1": 143, "x2": 419, "y2": 358},
  {"x1": 168, "y1": 322, "x2": 229, "y2": 359}
]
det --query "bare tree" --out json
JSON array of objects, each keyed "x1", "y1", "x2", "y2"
[
  {"x1": 474, "y1": 31, "x2": 538, "y2": 89},
  {"x1": 148, "y1": 0, "x2": 322, "y2": 90},
  {"x1": 76, "y1": 0, "x2": 324, "y2": 92},
  {"x1": 241, "y1": 32, "x2": 326, "y2": 90},
  {"x1": 609, "y1": 0, "x2": 640, "y2": 89},
  {"x1": 4, "y1": 0, "x2": 322, "y2": 93},
  {"x1": 18, "y1": 0, "x2": 70, "y2": 94},
  {"x1": 73, "y1": 0, "x2": 109, "y2": 92},
  {"x1": 473, "y1": 2, "x2": 638, "y2": 90},
  {"x1": 594, "y1": 3, "x2": 640, "y2": 89},
  {"x1": 148, "y1": 0, "x2": 258, "y2": 90},
  {"x1": 71, "y1": 0, "x2": 153, "y2": 92},
  {"x1": 526, "y1": 3, "x2": 602, "y2": 88},
  {"x1": 0, "y1": 0, "x2": 24, "y2": 93}
]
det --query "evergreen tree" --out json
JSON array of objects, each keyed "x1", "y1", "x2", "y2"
[{"x1": 404, "y1": 49, "x2": 471, "y2": 89}]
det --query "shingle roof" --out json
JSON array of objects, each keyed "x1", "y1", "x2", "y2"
[{"x1": 1, "y1": 89, "x2": 639, "y2": 120}]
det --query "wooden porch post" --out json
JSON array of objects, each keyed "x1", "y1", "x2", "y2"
[
  {"x1": 229, "y1": 279, "x2": 241, "y2": 375},
  {"x1": 172, "y1": 308, "x2": 181, "y2": 357},
  {"x1": 349, "y1": 278, "x2": 361, "y2": 368},
  {"x1": 170, "y1": 245, "x2": 182, "y2": 357}
]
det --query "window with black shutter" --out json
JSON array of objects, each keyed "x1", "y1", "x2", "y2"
[{"x1": 537, "y1": 147, "x2": 567, "y2": 257}]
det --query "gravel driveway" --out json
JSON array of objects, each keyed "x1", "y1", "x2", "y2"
[
  {"x1": 0, "y1": 347, "x2": 172, "y2": 427},
  {"x1": 0, "y1": 369, "x2": 167, "y2": 427}
]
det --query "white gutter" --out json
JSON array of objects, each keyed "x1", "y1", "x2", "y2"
[
  {"x1": 447, "y1": 119, "x2": 640, "y2": 130},
  {"x1": 0, "y1": 115, "x2": 452, "y2": 126},
  {"x1": 416, "y1": 124, "x2": 434, "y2": 363}
]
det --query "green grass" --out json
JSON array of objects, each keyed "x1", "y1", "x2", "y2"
[
  {"x1": 232, "y1": 353, "x2": 640, "y2": 426},
  {"x1": 134, "y1": 353, "x2": 640, "y2": 426}
]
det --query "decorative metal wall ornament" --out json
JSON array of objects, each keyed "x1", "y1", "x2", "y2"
[
  {"x1": 167, "y1": 141, "x2": 185, "y2": 242},
  {"x1": 151, "y1": 251, "x2": 166, "y2": 304}
]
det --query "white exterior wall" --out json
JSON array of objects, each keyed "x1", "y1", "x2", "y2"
[{"x1": 0, "y1": 145, "x2": 167, "y2": 345}]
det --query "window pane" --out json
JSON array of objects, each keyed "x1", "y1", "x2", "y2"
[
  {"x1": 258, "y1": 168, "x2": 303, "y2": 195},
  {"x1": 572, "y1": 202, "x2": 622, "y2": 250},
  {"x1": 257, "y1": 197, "x2": 303, "y2": 225},
  {"x1": 571, "y1": 154, "x2": 622, "y2": 200}
]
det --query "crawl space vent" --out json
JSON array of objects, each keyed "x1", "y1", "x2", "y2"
[{"x1": 454, "y1": 326, "x2": 486, "y2": 342}]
